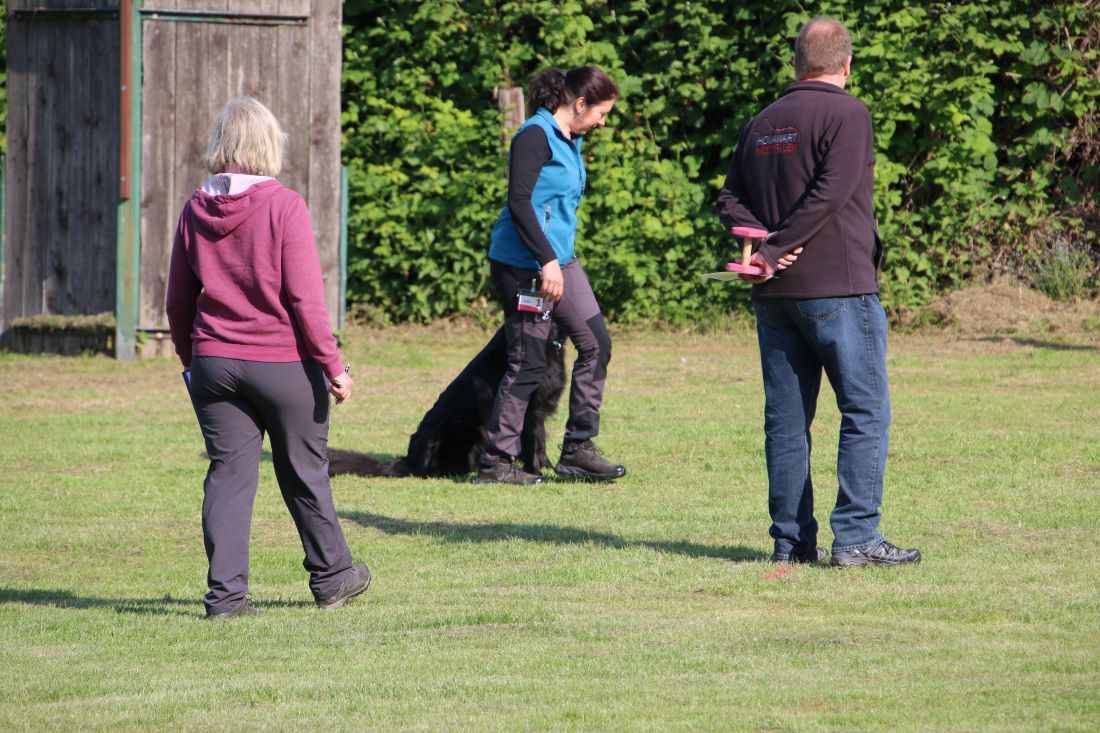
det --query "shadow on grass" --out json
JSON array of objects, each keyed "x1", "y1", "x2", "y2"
[
  {"x1": 968, "y1": 336, "x2": 1098, "y2": 352},
  {"x1": 0, "y1": 588, "x2": 314, "y2": 617},
  {"x1": 341, "y1": 511, "x2": 768, "y2": 562}
]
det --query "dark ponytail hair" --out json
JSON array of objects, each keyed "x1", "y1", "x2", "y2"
[{"x1": 528, "y1": 66, "x2": 619, "y2": 112}]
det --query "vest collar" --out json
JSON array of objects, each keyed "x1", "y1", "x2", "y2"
[{"x1": 535, "y1": 106, "x2": 582, "y2": 143}]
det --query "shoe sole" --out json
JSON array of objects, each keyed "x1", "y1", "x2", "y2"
[
  {"x1": 317, "y1": 568, "x2": 373, "y2": 610},
  {"x1": 204, "y1": 608, "x2": 262, "y2": 620},
  {"x1": 830, "y1": 555, "x2": 921, "y2": 568},
  {"x1": 474, "y1": 477, "x2": 545, "y2": 485},
  {"x1": 553, "y1": 463, "x2": 627, "y2": 482}
]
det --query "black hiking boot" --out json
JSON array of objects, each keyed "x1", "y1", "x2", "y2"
[
  {"x1": 554, "y1": 440, "x2": 626, "y2": 482},
  {"x1": 831, "y1": 540, "x2": 922, "y2": 568},
  {"x1": 475, "y1": 459, "x2": 545, "y2": 485}
]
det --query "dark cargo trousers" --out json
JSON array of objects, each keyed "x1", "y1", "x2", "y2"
[
  {"x1": 189, "y1": 356, "x2": 353, "y2": 614},
  {"x1": 482, "y1": 257, "x2": 612, "y2": 462}
]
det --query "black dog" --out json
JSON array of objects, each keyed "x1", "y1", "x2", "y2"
[{"x1": 328, "y1": 325, "x2": 566, "y2": 478}]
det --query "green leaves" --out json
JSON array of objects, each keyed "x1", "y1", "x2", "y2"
[{"x1": 340, "y1": 0, "x2": 1099, "y2": 323}]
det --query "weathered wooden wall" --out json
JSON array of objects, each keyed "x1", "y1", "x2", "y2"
[
  {"x1": 2, "y1": 0, "x2": 343, "y2": 353},
  {"x1": 138, "y1": 0, "x2": 342, "y2": 333},
  {"x1": 9, "y1": 1, "x2": 119, "y2": 10},
  {"x1": 3, "y1": 1, "x2": 121, "y2": 329}
]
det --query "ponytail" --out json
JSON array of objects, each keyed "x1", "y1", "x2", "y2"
[
  {"x1": 528, "y1": 66, "x2": 619, "y2": 112},
  {"x1": 528, "y1": 69, "x2": 570, "y2": 112}
]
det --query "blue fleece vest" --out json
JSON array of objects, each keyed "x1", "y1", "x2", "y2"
[{"x1": 489, "y1": 107, "x2": 586, "y2": 268}]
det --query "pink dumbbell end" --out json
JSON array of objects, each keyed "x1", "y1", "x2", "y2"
[
  {"x1": 726, "y1": 262, "x2": 765, "y2": 276},
  {"x1": 731, "y1": 226, "x2": 769, "y2": 239}
]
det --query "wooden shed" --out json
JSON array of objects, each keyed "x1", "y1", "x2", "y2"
[{"x1": 2, "y1": 0, "x2": 345, "y2": 359}]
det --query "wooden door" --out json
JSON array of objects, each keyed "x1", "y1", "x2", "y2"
[
  {"x1": 137, "y1": 0, "x2": 341, "y2": 332},
  {"x1": 3, "y1": 1, "x2": 120, "y2": 324}
]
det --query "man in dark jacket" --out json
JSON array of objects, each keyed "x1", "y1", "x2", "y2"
[{"x1": 717, "y1": 17, "x2": 921, "y2": 567}]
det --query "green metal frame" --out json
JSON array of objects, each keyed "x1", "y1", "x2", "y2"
[
  {"x1": 115, "y1": 0, "x2": 143, "y2": 360},
  {"x1": 340, "y1": 165, "x2": 349, "y2": 332}
]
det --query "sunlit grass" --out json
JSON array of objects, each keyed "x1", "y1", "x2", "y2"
[{"x1": 1, "y1": 324, "x2": 1097, "y2": 731}]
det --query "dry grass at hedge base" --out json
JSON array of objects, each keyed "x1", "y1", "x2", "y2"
[{"x1": 915, "y1": 276, "x2": 1100, "y2": 340}]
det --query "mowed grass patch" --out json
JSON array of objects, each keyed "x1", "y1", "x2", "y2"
[{"x1": 1, "y1": 324, "x2": 1097, "y2": 732}]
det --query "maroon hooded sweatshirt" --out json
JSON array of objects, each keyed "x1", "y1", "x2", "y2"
[{"x1": 166, "y1": 179, "x2": 343, "y2": 378}]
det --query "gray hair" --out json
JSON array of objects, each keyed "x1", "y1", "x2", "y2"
[
  {"x1": 793, "y1": 18, "x2": 852, "y2": 80},
  {"x1": 203, "y1": 96, "x2": 287, "y2": 176}
]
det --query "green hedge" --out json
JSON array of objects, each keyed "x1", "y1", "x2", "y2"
[{"x1": 341, "y1": 0, "x2": 1098, "y2": 323}]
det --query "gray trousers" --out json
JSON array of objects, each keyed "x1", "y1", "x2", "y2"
[
  {"x1": 482, "y1": 257, "x2": 611, "y2": 462},
  {"x1": 189, "y1": 356, "x2": 353, "y2": 613}
]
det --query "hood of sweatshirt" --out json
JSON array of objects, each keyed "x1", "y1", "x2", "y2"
[{"x1": 186, "y1": 178, "x2": 284, "y2": 237}]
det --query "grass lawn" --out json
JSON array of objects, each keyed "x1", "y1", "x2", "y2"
[{"x1": 1, "y1": 320, "x2": 1098, "y2": 731}]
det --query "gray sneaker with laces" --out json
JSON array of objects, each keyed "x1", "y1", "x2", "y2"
[
  {"x1": 205, "y1": 596, "x2": 262, "y2": 620},
  {"x1": 316, "y1": 562, "x2": 372, "y2": 609},
  {"x1": 830, "y1": 540, "x2": 921, "y2": 567}
]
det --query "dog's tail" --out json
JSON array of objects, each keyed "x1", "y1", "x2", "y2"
[{"x1": 327, "y1": 448, "x2": 409, "y2": 478}]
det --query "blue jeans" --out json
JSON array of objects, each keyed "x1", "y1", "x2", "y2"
[{"x1": 753, "y1": 294, "x2": 890, "y2": 558}]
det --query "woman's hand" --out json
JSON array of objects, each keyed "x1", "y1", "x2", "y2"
[
  {"x1": 539, "y1": 259, "x2": 564, "y2": 303},
  {"x1": 330, "y1": 372, "x2": 353, "y2": 405}
]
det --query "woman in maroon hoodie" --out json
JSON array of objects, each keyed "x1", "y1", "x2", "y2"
[{"x1": 167, "y1": 97, "x2": 370, "y2": 619}]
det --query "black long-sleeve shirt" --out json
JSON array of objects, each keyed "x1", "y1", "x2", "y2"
[
  {"x1": 506, "y1": 126, "x2": 558, "y2": 266},
  {"x1": 717, "y1": 81, "x2": 882, "y2": 299}
]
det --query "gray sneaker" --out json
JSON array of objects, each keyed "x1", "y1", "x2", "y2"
[
  {"x1": 316, "y1": 562, "x2": 372, "y2": 609},
  {"x1": 831, "y1": 540, "x2": 921, "y2": 567},
  {"x1": 554, "y1": 440, "x2": 626, "y2": 482},
  {"x1": 475, "y1": 459, "x2": 545, "y2": 485}
]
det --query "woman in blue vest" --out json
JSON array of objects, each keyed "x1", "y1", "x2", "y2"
[{"x1": 477, "y1": 66, "x2": 626, "y2": 485}]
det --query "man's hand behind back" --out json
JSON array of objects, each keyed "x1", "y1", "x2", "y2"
[{"x1": 739, "y1": 247, "x2": 803, "y2": 284}]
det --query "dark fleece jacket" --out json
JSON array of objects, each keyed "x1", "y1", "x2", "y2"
[{"x1": 717, "y1": 80, "x2": 882, "y2": 300}]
